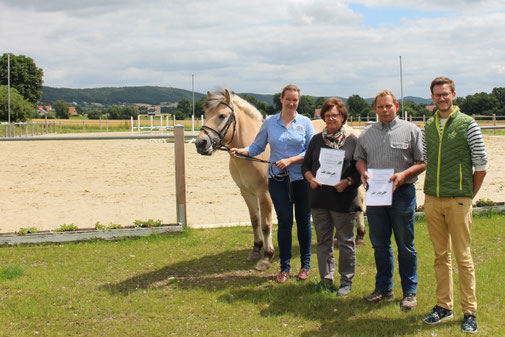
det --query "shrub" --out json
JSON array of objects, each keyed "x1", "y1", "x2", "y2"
[
  {"x1": 16, "y1": 227, "x2": 38, "y2": 236},
  {"x1": 475, "y1": 198, "x2": 496, "y2": 207},
  {"x1": 134, "y1": 219, "x2": 163, "y2": 228},
  {"x1": 53, "y1": 223, "x2": 79, "y2": 232}
]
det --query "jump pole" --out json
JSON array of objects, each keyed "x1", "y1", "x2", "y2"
[{"x1": 174, "y1": 125, "x2": 187, "y2": 227}]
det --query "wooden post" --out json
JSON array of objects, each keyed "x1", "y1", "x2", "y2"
[
  {"x1": 174, "y1": 125, "x2": 187, "y2": 227},
  {"x1": 82, "y1": 120, "x2": 86, "y2": 133},
  {"x1": 99, "y1": 117, "x2": 102, "y2": 130},
  {"x1": 106, "y1": 118, "x2": 109, "y2": 132},
  {"x1": 423, "y1": 115, "x2": 426, "y2": 123},
  {"x1": 493, "y1": 114, "x2": 496, "y2": 135}
]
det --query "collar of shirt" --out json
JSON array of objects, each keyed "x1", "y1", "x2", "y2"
[{"x1": 379, "y1": 117, "x2": 399, "y2": 130}]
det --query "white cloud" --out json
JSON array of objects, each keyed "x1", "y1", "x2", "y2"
[{"x1": 1, "y1": 0, "x2": 504, "y2": 98}]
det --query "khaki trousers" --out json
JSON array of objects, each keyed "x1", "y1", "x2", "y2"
[{"x1": 424, "y1": 194, "x2": 476, "y2": 313}]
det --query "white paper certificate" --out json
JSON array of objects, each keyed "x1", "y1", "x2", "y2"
[
  {"x1": 365, "y1": 168, "x2": 394, "y2": 206},
  {"x1": 315, "y1": 148, "x2": 345, "y2": 186}
]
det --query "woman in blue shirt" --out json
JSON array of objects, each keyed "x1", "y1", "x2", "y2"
[{"x1": 230, "y1": 84, "x2": 315, "y2": 283}]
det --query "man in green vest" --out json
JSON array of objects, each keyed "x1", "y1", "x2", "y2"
[{"x1": 422, "y1": 77, "x2": 488, "y2": 334}]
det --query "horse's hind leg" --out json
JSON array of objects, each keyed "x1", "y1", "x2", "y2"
[
  {"x1": 355, "y1": 211, "x2": 366, "y2": 247},
  {"x1": 254, "y1": 190, "x2": 274, "y2": 271},
  {"x1": 240, "y1": 190, "x2": 263, "y2": 262},
  {"x1": 356, "y1": 186, "x2": 366, "y2": 246}
]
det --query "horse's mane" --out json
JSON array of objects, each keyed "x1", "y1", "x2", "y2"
[{"x1": 204, "y1": 89, "x2": 264, "y2": 122}]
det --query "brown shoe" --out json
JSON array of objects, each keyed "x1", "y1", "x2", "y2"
[
  {"x1": 400, "y1": 293, "x2": 417, "y2": 310},
  {"x1": 276, "y1": 271, "x2": 289, "y2": 283},
  {"x1": 297, "y1": 268, "x2": 309, "y2": 281}
]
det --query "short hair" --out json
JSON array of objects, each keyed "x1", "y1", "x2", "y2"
[
  {"x1": 280, "y1": 84, "x2": 300, "y2": 99},
  {"x1": 373, "y1": 90, "x2": 397, "y2": 108},
  {"x1": 430, "y1": 76, "x2": 455, "y2": 93},
  {"x1": 320, "y1": 97, "x2": 348, "y2": 124}
]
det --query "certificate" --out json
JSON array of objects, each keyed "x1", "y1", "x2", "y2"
[
  {"x1": 365, "y1": 168, "x2": 394, "y2": 206},
  {"x1": 315, "y1": 148, "x2": 345, "y2": 186}
]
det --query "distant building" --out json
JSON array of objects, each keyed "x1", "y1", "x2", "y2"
[{"x1": 68, "y1": 106, "x2": 77, "y2": 116}]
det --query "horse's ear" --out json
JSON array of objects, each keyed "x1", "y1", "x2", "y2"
[
  {"x1": 207, "y1": 91, "x2": 212, "y2": 98},
  {"x1": 224, "y1": 89, "x2": 232, "y2": 105}
]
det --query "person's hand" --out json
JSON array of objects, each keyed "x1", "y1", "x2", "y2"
[
  {"x1": 389, "y1": 172, "x2": 406, "y2": 192},
  {"x1": 275, "y1": 158, "x2": 292, "y2": 170},
  {"x1": 229, "y1": 148, "x2": 249, "y2": 158},
  {"x1": 361, "y1": 171, "x2": 369, "y2": 190},
  {"x1": 309, "y1": 178, "x2": 322, "y2": 190},
  {"x1": 334, "y1": 179, "x2": 348, "y2": 192}
]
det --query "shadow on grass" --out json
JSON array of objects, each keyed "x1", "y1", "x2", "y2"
[
  {"x1": 99, "y1": 248, "x2": 281, "y2": 295},
  {"x1": 220, "y1": 283, "x2": 437, "y2": 336}
]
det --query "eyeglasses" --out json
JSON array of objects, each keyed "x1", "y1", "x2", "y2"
[
  {"x1": 325, "y1": 114, "x2": 342, "y2": 119},
  {"x1": 433, "y1": 93, "x2": 452, "y2": 99}
]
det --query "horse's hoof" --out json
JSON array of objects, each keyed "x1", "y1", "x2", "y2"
[
  {"x1": 356, "y1": 239, "x2": 366, "y2": 247},
  {"x1": 254, "y1": 259, "x2": 272, "y2": 271},
  {"x1": 247, "y1": 250, "x2": 262, "y2": 261}
]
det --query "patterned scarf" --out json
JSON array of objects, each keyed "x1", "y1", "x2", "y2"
[{"x1": 322, "y1": 126, "x2": 347, "y2": 149}]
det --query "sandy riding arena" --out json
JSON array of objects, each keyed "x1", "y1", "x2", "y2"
[{"x1": 1, "y1": 134, "x2": 504, "y2": 233}]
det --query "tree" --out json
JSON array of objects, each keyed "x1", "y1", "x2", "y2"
[
  {"x1": 272, "y1": 93, "x2": 282, "y2": 112},
  {"x1": 106, "y1": 105, "x2": 123, "y2": 119},
  {"x1": 176, "y1": 99, "x2": 192, "y2": 118},
  {"x1": 315, "y1": 97, "x2": 326, "y2": 109},
  {"x1": 87, "y1": 109, "x2": 102, "y2": 120},
  {"x1": 297, "y1": 95, "x2": 316, "y2": 117},
  {"x1": 75, "y1": 105, "x2": 85, "y2": 115},
  {"x1": 241, "y1": 94, "x2": 270, "y2": 117},
  {"x1": 0, "y1": 53, "x2": 44, "y2": 105},
  {"x1": 347, "y1": 94, "x2": 373, "y2": 117},
  {"x1": 0, "y1": 85, "x2": 34, "y2": 122},
  {"x1": 53, "y1": 100, "x2": 69, "y2": 119},
  {"x1": 122, "y1": 105, "x2": 139, "y2": 119}
]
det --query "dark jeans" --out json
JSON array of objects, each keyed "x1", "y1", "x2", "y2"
[
  {"x1": 268, "y1": 177, "x2": 312, "y2": 273},
  {"x1": 367, "y1": 184, "x2": 418, "y2": 295}
]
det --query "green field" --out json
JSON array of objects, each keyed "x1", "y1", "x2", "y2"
[{"x1": 1, "y1": 214, "x2": 504, "y2": 336}]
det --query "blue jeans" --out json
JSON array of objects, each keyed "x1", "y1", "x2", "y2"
[
  {"x1": 367, "y1": 184, "x2": 417, "y2": 295},
  {"x1": 269, "y1": 177, "x2": 312, "y2": 273}
]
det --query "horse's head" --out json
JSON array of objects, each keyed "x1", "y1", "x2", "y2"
[{"x1": 195, "y1": 89, "x2": 237, "y2": 155}]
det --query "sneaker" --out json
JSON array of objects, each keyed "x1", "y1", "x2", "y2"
[
  {"x1": 276, "y1": 271, "x2": 289, "y2": 283},
  {"x1": 423, "y1": 305, "x2": 453, "y2": 325},
  {"x1": 363, "y1": 289, "x2": 394, "y2": 303},
  {"x1": 337, "y1": 285, "x2": 352, "y2": 297},
  {"x1": 297, "y1": 268, "x2": 309, "y2": 281},
  {"x1": 461, "y1": 313, "x2": 478, "y2": 333},
  {"x1": 400, "y1": 293, "x2": 417, "y2": 310}
]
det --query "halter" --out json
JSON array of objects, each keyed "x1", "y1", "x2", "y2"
[{"x1": 200, "y1": 101, "x2": 237, "y2": 151}]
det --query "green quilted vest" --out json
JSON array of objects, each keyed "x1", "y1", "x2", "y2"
[{"x1": 424, "y1": 107, "x2": 474, "y2": 197}]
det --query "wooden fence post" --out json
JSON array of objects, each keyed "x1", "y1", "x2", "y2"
[{"x1": 174, "y1": 125, "x2": 187, "y2": 227}]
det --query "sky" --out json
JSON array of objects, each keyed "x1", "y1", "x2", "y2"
[{"x1": 1, "y1": 0, "x2": 504, "y2": 99}]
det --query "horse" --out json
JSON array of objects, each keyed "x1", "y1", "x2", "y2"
[
  {"x1": 195, "y1": 89, "x2": 366, "y2": 271},
  {"x1": 195, "y1": 89, "x2": 274, "y2": 271}
]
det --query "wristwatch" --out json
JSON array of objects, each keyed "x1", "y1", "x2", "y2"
[{"x1": 346, "y1": 177, "x2": 352, "y2": 185}]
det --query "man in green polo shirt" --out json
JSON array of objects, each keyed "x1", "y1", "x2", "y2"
[{"x1": 422, "y1": 76, "x2": 488, "y2": 334}]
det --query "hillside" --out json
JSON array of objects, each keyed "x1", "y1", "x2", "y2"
[
  {"x1": 41, "y1": 86, "x2": 206, "y2": 105},
  {"x1": 40, "y1": 86, "x2": 431, "y2": 106}
]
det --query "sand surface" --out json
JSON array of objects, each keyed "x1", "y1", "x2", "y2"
[{"x1": 1, "y1": 134, "x2": 504, "y2": 233}]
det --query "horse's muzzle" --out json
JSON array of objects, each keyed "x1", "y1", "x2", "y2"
[{"x1": 195, "y1": 136, "x2": 214, "y2": 155}]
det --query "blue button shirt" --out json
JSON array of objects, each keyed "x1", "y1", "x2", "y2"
[{"x1": 247, "y1": 112, "x2": 315, "y2": 181}]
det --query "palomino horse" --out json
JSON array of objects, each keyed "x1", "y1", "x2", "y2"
[{"x1": 195, "y1": 89, "x2": 274, "y2": 271}]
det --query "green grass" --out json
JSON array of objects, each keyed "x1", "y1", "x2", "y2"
[{"x1": 0, "y1": 216, "x2": 504, "y2": 336}]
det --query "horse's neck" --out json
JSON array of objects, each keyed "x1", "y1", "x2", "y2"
[{"x1": 229, "y1": 112, "x2": 262, "y2": 149}]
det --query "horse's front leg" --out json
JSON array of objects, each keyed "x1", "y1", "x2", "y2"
[
  {"x1": 253, "y1": 190, "x2": 274, "y2": 271},
  {"x1": 356, "y1": 186, "x2": 366, "y2": 246},
  {"x1": 240, "y1": 190, "x2": 263, "y2": 262}
]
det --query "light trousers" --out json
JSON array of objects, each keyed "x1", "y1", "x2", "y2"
[{"x1": 424, "y1": 194, "x2": 477, "y2": 314}]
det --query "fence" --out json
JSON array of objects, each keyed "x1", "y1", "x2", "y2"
[{"x1": 1, "y1": 114, "x2": 505, "y2": 138}]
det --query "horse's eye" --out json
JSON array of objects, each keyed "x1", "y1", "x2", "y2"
[{"x1": 218, "y1": 114, "x2": 227, "y2": 119}]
